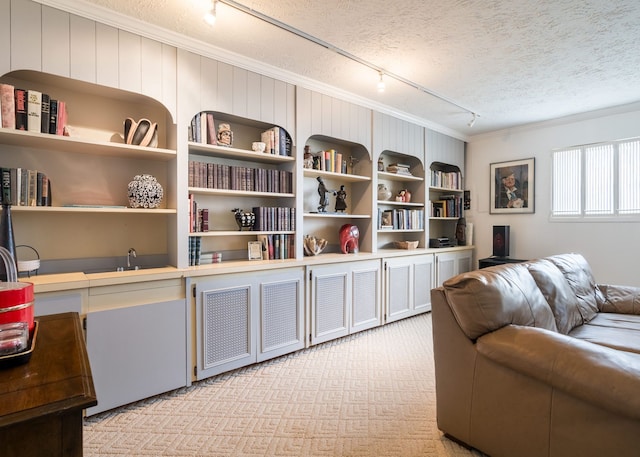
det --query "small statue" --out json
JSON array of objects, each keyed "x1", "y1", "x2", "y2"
[
  {"x1": 317, "y1": 176, "x2": 330, "y2": 212},
  {"x1": 217, "y1": 123, "x2": 233, "y2": 146},
  {"x1": 456, "y1": 217, "x2": 467, "y2": 246},
  {"x1": 303, "y1": 145, "x2": 314, "y2": 169},
  {"x1": 334, "y1": 185, "x2": 347, "y2": 212}
]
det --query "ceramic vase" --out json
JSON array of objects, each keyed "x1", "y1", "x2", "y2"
[
  {"x1": 378, "y1": 184, "x2": 392, "y2": 200},
  {"x1": 128, "y1": 174, "x2": 164, "y2": 209}
]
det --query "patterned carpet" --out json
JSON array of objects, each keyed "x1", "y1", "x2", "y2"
[{"x1": 84, "y1": 313, "x2": 485, "y2": 457}]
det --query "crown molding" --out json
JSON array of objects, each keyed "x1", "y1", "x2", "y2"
[{"x1": 32, "y1": 0, "x2": 467, "y2": 141}]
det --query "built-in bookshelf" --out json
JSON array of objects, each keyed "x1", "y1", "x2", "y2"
[
  {"x1": 376, "y1": 152, "x2": 425, "y2": 250},
  {"x1": 428, "y1": 162, "x2": 464, "y2": 240},
  {"x1": 0, "y1": 70, "x2": 177, "y2": 265},
  {"x1": 187, "y1": 111, "x2": 296, "y2": 264},
  {"x1": 301, "y1": 135, "x2": 372, "y2": 254}
]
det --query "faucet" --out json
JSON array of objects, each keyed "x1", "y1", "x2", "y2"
[{"x1": 127, "y1": 248, "x2": 137, "y2": 269}]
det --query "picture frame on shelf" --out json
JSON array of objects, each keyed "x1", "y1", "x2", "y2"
[
  {"x1": 247, "y1": 241, "x2": 263, "y2": 260},
  {"x1": 490, "y1": 158, "x2": 535, "y2": 214}
]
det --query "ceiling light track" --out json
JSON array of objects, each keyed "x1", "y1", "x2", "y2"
[{"x1": 217, "y1": 0, "x2": 478, "y2": 124}]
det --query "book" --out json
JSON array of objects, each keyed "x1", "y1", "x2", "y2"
[
  {"x1": 56, "y1": 100, "x2": 67, "y2": 135},
  {"x1": 206, "y1": 112, "x2": 216, "y2": 145},
  {"x1": 1, "y1": 168, "x2": 11, "y2": 204},
  {"x1": 40, "y1": 93, "x2": 50, "y2": 133},
  {"x1": 0, "y1": 84, "x2": 15, "y2": 129},
  {"x1": 49, "y1": 99, "x2": 58, "y2": 134},
  {"x1": 27, "y1": 90, "x2": 42, "y2": 133},
  {"x1": 14, "y1": 88, "x2": 27, "y2": 130}
]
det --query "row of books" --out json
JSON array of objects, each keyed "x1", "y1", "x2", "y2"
[
  {"x1": 313, "y1": 149, "x2": 348, "y2": 174},
  {"x1": 256, "y1": 234, "x2": 295, "y2": 260},
  {"x1": 378, "y1": 208, "x2": 425, "y2": 230},
  {"x1": 1, "y1": 167, "x2": 52, "y2": 207},
  {"x1": 0, "y1": 84, "x2": 67, "y2": 135},
  {"x1": 188, "y1": 111, "x2": 292, "y2": 156},
  {"x1": 252, "y1": 206, "x2": 296, "y2": 232},
  {"x1": 188, "y1": 194, "x2": 209, "y2": 233},
  {"x1": 430, "y1": 169, "x2": 462, "y2": 190},
  {"x1": 189, "y1": 160, "x2": 293, "y2": 194},
  {"x1": 430, "y1": 195, "x2": 464, "y2": 218}
]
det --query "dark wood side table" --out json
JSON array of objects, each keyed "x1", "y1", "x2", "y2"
[
  {"x1": 478, "y1": 257, "x2": 527, "y2": 269},
  {"x1": 0, "y1": 312, "x2": 97, "y2": 457}
]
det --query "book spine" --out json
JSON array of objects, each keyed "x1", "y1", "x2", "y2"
[
  {"x1": 0, "y1": 84, "x2": 16, "y2": 129},
  {"x1": 40, "y1": 93, "x2": 50, "y2": 133},
  {"x1": 27, "y1": 90, "x2": 42, "y2": 133},
  {"x1": 49, "y1": 99, "x2": 58, "y2": 134},
  {"x1": 14, "y1": 89, "x2": 28, "y2": 130},
  {"x1": 1, "y1": 168, "x2": 11, "y2": 204},
  {"x1": 56, "y1": 100, "x2": 66, "y2": 135},
  {"x1": 206, "y1": 112, "x2": 216, "y2": 145}
]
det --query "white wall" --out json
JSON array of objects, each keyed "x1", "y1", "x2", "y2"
[{"x1": 466, "y1": 104, "x2": 640, "y2": 287}]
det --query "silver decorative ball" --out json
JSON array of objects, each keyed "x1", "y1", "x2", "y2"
[{"x1": 128, "y1": 174, "x2": 163, "y2": 209}]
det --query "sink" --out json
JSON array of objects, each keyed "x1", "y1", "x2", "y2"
[{"x1": 82, "y1": 265, "x2": 166, "y2": 274}]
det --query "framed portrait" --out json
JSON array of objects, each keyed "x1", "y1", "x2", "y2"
[{"x1": 490, "y1": 158, "x2": 535, "y2": 214}]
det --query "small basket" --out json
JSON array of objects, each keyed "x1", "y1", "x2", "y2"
[
  {"x1": 16, "y1": 245, "x2": 40, "y2": 277},
  {"x1": 394, "y1": 240, "x2": 419, "y2": 250}
]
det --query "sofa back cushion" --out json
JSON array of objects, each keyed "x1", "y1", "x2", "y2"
[
  {"x1": 545, "y1": 253, "x2": 602, "y2": 323},
  {"x1": 527, "y1": 258, "x2": 584, "y2": 334},
  {"x1": 443, "y1": 263, "x2": 558, "y2": 340}
]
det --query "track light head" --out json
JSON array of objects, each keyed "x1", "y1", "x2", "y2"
[
  {"x1": 468, "y1": 112, "x2": 478, "y2": 128},
  {"x1": 377, "y1": 72, "x2": 385, "y2": 93},
  {"x1": 204, "y1": 0, "x2": 217, "y2": 26}
]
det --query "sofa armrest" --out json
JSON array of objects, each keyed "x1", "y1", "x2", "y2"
[
  {"x1": 597, "y1": 284, "x2": 640, "y2": 314},
  {"x1": 477, "y1": 325, "x2": 640, "y2": 420}
]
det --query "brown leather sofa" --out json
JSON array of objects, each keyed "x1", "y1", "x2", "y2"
[{"x1": 431, "y1": 253, "x2": 640, "y2": 457}]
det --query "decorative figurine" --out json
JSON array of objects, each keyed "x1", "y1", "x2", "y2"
[
  {"x1": 456, "y1": 217, "x2": 467, "y2": 246},
  {"x1": 317, "y1": 176, "x2": 330, "y2": 212},
  {"x1": 217, "y1": 123, "x2": 233, "y2": 146},
  {"x1": 334, "y1": 185, "x2": 347, "y2": 212},
  {"x1": 378, "y1": 184, "x2": 392, "y2": 201},
  {"x1": 303, "y1": 145, "x2": 314, "y2": 169},
  {"x1": 232, "y1": 208, "x2": 255, "y2": 231},
  {"x1": 339, "y1": 224, "x2": 359, "y2": 254}
]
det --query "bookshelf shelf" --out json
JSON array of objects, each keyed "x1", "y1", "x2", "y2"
[
  {"x1": 188, "y1": 187, "x2": 294, "y2": 198},
  {"x1": 189, "y1": 230, "x2": 295, "y2": 237},
  {"x1": 303, "y1": 168, "x2": 371, "y2": 183},
  {"x1": 377, "y1": 200, "x2": 424, "y2": 207},
  {"x1": 12, "y1": 206, "x2": 176, "y2": 214},
  {"x1": 0, "y1": 128, "x2": 176, "y2": 161},
  {"x1": 303, "y1": 212, "x2": 371, "y2": 219},
  {"x1": 377, "y1": 171, "x2": 423, "y2": 182},
  {"x1": 188, "y1": 142, "x2": 294, "y2": 164}
]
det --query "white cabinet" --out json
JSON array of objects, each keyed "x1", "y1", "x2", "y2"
[
  {"x1": 85, "y1": 298, "x2": 187, "y2": 415},
  {"x1": 384, "y1": 254, "x2": 435, "y2": 323},
  {"x1": 193, "y1": 267, "x2": 305, "y2": 380},
  {"x1": 34, "y1": 289, "x2": 85, "y2": 316},
  {"x1": 435, "y1": 249, "x2": 473, "y2": 286},
  {"x1": 308, "y1": 259, "x2": 381, "y2": 345}
]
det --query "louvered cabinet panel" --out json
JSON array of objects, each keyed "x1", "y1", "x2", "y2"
[
  {"x1": 258, "y1": 269, "x2": 305, "y2": 362},
  {"x1": 308, "y1": 259, "x2": 382, "y2": 346},
  {"x1": 384, "y1": 254, "x2": 434, "y2": 323},
  {"x1": 350, "y1": 261, "x2": 382, "y2": 333}
]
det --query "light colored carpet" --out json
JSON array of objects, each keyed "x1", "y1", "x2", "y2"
[{"x1": 84, "y1": 313, "x2": 485, "y2": 456}]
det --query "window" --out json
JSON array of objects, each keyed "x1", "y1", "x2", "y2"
[{"x1": 552, "y1": 138, "x2": 640, "y2": 219}]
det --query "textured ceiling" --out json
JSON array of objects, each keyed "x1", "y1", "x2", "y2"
[{"x1": 70, "y1": 0, "x2": 640, "y2": 137}]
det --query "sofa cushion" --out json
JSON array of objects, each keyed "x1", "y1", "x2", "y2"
[
  {"x1": 597, "y1": 284, "x2": 640, "y2": 314},
  {"x1": 443, "y1": 263, "x2": 557, "y2": 340},
  {"x1": 570, "y1": 316, "x2": 640, "y2": 355},
  {"x1": 546, "y1": 253, "x2": 602, "y2": 322},
  {"x1": 526, "y1": 258, "x2": 584, "y2": 334}
]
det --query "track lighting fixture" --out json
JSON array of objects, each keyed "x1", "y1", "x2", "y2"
[
  {"x1": 468, "y1": 112, "x2": 478, "y2": 128},
  {"x1": 377, "y1": 72, "x2": 385, "y2": 93},
  {"x1": 204, "y1": 0, "x2": 217, "y2": 26},
  {"x1": 217, "y1": 0, "x2": 479, "y2": 126}
]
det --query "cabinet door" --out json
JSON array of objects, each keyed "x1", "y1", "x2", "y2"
[
  {"x1": 309, "y1": 265, "x2": 349, "y2": 345},
  {"x1": 86, "y1": 299, "x2": 187, "y2": 415},
  {"x1": 413, "y1": 254, "x2": 435, "y2": 313},
  {"x1": 350, "y1": 259, "x2": 381, "y2": 333},
  {"x1": 385, "y1": 257, "x2": 413, "y2": 323},
  {"x1": 258, "y1": 268, "x2": 305, "y2": 362},
  {"x1": 435, "y1": 250, "x2": 473, "y2": 286},
  {"x1": 34, "y1": 290, "x2": 84, "y2": 316},
  {"x1": 195, "y1": 279, "x2": 255, "y2": 380}
]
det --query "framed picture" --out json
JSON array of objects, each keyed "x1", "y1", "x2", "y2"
[
  {"x1": 490, "y1": 158, "x2": 535, "y2": 214},
  {"x1": 247, "y1": 241, "x2": 263, "y2": 260}
]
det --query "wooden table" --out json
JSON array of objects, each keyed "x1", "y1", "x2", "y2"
[{"x1": 0, "y1": 312, "x2": 97, "y2": 457}]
